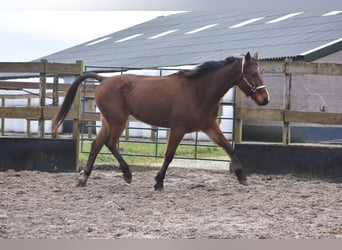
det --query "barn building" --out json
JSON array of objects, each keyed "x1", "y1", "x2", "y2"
[
  {"x1": 37, "y1": 10, "x2": 342, "y2": 67},
  {"x1": 2, "y1": 10, "x2": 342, "y2": 142}
]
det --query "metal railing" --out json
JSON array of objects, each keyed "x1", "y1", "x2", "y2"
[{"x1": 80, "y1": 65, "x2": 235, "y2": 162}]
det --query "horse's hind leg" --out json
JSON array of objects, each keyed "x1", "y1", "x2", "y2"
[
  {"x1": 204, "y1": 122, "x2": 248, "y2": 186},
  {"x1": 77, "y1": 124, "x2": 108, "y2": 187},
  {"x1": 105, "y1": 123, "x2": 132, "y2": 184}
]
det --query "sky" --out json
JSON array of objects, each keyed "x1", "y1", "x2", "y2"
[{"x1": 0, "y1": 11, "x2": 181, "y2": 62}]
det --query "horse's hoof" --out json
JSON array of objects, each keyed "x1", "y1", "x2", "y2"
[
  {"x1": 238, "y1": 179, "x2": 249, "y2": 186},
  {"x1": 235, "y1": 169, "x2": 248, "y2": 186},
  {"x1": 76, "y1": 180, "x2": 86, "y2": 187},
  {"x1": 154, "y1": 182, "x2": 164, "y2": 191},
  {"x1": 76, "y1": 171, "x2": 87, "y2": 187},
  {"x1": 123, "y1": 172, "x2": 132, "y2": 184}
]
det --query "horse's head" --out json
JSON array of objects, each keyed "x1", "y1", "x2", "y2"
[{"x1": 237, "y1": 52, "x2": 270, "y2": 106}]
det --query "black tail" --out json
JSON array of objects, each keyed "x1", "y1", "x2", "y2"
[{"x1": 52, "y1": 72, "x2": 104, "y2": 136}]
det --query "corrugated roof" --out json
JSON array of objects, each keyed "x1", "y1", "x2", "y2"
[{"x1": 25, "y1": 10, "x2": 342, "y2": 68}]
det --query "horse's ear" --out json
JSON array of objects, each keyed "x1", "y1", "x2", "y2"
[
  {"x1": 253, "y1": 52, "x2": 259, "y2": 60},
  {"x1": 245, "y1": 52, "x2": 251, "y2": 62}
]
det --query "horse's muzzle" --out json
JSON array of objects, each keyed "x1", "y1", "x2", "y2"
[
  {"x1": 260, "y1": 97, "x2": 269, "y2": 106},
  {"x1": 256, "y1": 86, "x2": 270, "y2": 106}
]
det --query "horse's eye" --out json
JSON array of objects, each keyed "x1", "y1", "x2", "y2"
[{"x1": 251, "y1": 72, "x2": 258, "y2": 78}]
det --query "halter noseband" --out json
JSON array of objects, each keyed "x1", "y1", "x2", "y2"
[{"x1": 239, "y1": 56, "x2": 267, "y2": 94}]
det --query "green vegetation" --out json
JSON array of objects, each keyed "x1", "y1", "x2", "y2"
[{"x1": 79, "y1": 140, "x2": 226, "y2": 166}]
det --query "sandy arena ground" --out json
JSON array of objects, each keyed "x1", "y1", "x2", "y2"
[{"x1": 1, "y1": 160, "x2": 342, "y2": 239}]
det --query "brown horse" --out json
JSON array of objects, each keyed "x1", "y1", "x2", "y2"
[{"x1": 52, "y1": 52, "x2": 269, "y2": 190}]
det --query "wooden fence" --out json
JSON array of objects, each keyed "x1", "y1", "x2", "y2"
[
  {"x1": 1, "y1": 60, "x2": 342, "y2": 168},
  {"x1": 78, "y1": 61, "x2": 342, "y2": 146},
  {"x1": 0, "y1": 61, "x2": 83, "y2": 165},
  {"x1": 234, "y1": 60, "x2": 342, "y2": 144}
]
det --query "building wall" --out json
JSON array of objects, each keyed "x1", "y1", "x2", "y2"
[
  {"x1": 243, "y1": 50, "x2": 342, "y2": 114},
  {"x1": 241, "y1": 50, "x2": 342, "y2": 142},
  {"x1": 292, "y1": 51, "x2": 342, "y2": 113}
]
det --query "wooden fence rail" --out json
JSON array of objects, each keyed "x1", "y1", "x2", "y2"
[
  {"x1": 0, "y1": 61, "x2": 83, "y2": 75},
  {"x1": 235, "y1": 108, "x2": 342, "y2": 125},
  {"x1": 258, "y1": 61, "x2": 342, "y2": 75},
  {"x1": 0, "y1": 61, "x2": 83, "y2": 134}
]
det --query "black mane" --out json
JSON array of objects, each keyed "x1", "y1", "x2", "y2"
[{"x1": 185, "y1": 57, "x2": 237, "y2": 79}]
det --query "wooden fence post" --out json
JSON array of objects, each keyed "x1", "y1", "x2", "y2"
[
  {"x1": 26, "y1": 97, "x2": 31, "y2": 137},
  {"x1": 282, "y1": 58, "x2": 292, "y2": 144},
  {"x1": 39, "y1": 59, "x2": 47, "y2": 138},
  {"x1": 53, "y1": 76, "x2": 59, "y2": 107},
  {"x1": 1, "y1": 97, "x2": 4, "y2": 136},
  {"x1": 50, "y1": 76, "x2": 59, "y2": 139},
  {"x1": 73, "y1": 60, "x2": 83, "y2": 170},
  {"x1": 234, "y1": 88, "x2": 243, "y2": 144}
]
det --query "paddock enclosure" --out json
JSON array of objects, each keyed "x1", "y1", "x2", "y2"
[
  {"x1": 1, "y1": 167, "x2": 342, "y2": 239},
  {"x1": 1, "y1": 60, "x2": 342, "y2": 239},
  {"x1": 2, "y1": 60, "x2": 342, "y2": 176}
]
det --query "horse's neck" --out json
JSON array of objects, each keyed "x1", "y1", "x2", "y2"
[{"x1": 197, "y1": 63, "x2": 239, "y2": 105}]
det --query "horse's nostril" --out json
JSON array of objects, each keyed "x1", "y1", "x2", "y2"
[{"x1": 258, "y1": 96, "x2": 269, "y2": 106}]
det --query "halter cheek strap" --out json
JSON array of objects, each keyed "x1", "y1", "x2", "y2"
[{"x1": 239, "y1": 57, "x2": 267, "y2": 94}]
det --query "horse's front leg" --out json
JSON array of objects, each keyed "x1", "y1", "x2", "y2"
[
  {"x1": 204, "y1": 123, "x2": 248, "y2": 186},
  {"x1": 155, "y1": 129, "x2": 184, "y2": 191}
]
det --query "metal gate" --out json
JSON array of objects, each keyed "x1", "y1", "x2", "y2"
[{"x1": 80, "y1": 66, "x2": 235, "y2": 162}]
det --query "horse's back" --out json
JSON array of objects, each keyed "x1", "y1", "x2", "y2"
[{"x1": 94, "y1": 73, "x2": 187, "y2": 128}]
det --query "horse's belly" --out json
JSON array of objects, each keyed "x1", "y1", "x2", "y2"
[{"x1": 131, "y1": 110, "x2": 170, "y2": 128}]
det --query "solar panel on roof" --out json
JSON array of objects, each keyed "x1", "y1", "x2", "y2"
[
  {"x1": 229, "y1": 17, "x2": 265, "y2": 28},
  {"x1": 86, "y1": 37, "x2": 112, "y2": 46},
  {"x1": 266, "y1": 12, "x2": 304, "y2": 24},
  {"x1": 148, "y1": 29, "x2": 179, "y2": 39},
  {"x1": 322, "y1": 11, "x2": 342, "y2": 16},
  {"x1": 115, "y1": 34, "x2": 144, "y2": 43},
  {"x1": 185, "y1": 24, "x2": 218, "y2": 34}
]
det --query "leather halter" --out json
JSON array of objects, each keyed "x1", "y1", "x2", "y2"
[{"x1": 239, "y1": 57, "x2": 267, "y2": 94}]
